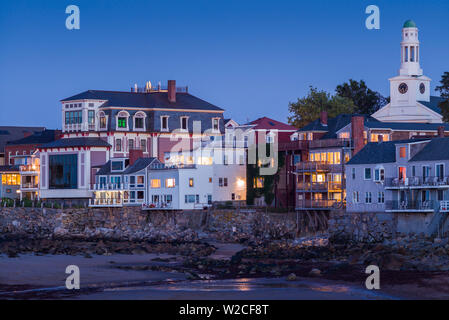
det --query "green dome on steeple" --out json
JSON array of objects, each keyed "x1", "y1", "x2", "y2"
[{"x1": 403, "y1": 20, "x2": 417, "y2": 28}]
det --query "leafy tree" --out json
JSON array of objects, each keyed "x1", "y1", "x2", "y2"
[
  {"x1": 335, "y1": 79, "x2": 387, "y2": 115},
  {"x1": 288, "y1": 87, "x2": 356, "y2": 128},
  {"x1": 436, "y1": 72, "x2": 449, "y2": 122}
]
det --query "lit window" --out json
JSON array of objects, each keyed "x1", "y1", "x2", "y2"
[
  {"x1": 137, "y1": 176, "x2": 144, "y2": 185},
  {"x1": 189, "y1": 178, "x2": 194, "y2": 187},
  {"x1": 165, "y1": 178, "x2": 175, "y2": 188},
  {"x1": 100, "y1": 115, "x2": 107, "y2": 129},
  {"x1": 118, "y1": 117, "x2": 127, "y2": 128},
  {"x1": 254, "y1": 177, "x2": 264, "y2": 188},
  {"x1": 1, "y1": 174, "x2": 20, "y2": 185},
  {"x1": 151, "y1": 179, "x2": 161, "y2": 188},
  {"x1": 399, "y1": 147, "x2": 406, "y2": 158}
]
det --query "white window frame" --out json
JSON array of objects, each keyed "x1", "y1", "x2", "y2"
[
  {"x1": 98, "y1": 111, "x2": 108, "y2": 131},
  {"x1": 353, "y1": 191, "x2": 359, "y2": 204},
  {"x1": 212, "y1": 117, "x2": 220, "y2": 133},
  {"x1": 133, "y1": 111, "x2": 146, "y2": 132},
  {"x1": 180, "y1": 116, "x2": 189, "y2": 131},
  {"x1": 161, "y1": 116, "x2": 169, "y2": 132},
  {"x1": 365, "y1": 192, "x2": 372, "y2": 204},
  {"x1": 116, "y1": 110, "x2": 130, "y2": 131}
]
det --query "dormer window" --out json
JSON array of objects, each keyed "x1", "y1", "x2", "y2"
[
  {"x1": 180, "y1": 116, "x2": 188, "y2": 131},
  {"x1": 100, "y1": 115, "x2": 107, "y2": 129},
  {"x1": 399, "y1": 147, "x2": 407, "y2": 158},
  {"x1": 212, "y1": 118, "x2": 220, "y2": 132},
  {"x1": 133, "y1": 111, "x2": 146, "y2": 131},
  {"x1": 161, "y1": 116, "x2": 169, "y2": 131},
  {"x1": 111, "y1": 160, "x2": 124, "y2": 172},
  {"x1": 118, "y1": 117, "x2": 127, "y2": 128},
  {"x1": 116, "y1": 111, "x2": 130, "y2": 130}
]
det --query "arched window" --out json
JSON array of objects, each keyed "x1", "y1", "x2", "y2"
[
  {"x1": 116, "y1": 111, "x2": 130, "y2": 130},
  {"x1": 133, "y1": 111, "x2": 146, "y2": 131},
  {"x1": 98, "y1": 111, "x2": 107, "y2": 129}
]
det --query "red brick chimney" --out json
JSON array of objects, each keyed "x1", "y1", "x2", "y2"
[
  {"x1": 129, "y1": 149, "x2": 144, "y2": 166},
  {"x1": 320, "y1": 111, "x2": 328, "y2": 126},
  {"x1": 168, "y1": 80, "x2": 176, "y2": 103},
  {"x1": 351, "y1": 116, "x2": 365, "y2": 155},
  {"x1": 438, "y1": 126, "x2": 445, "y2": 138}
]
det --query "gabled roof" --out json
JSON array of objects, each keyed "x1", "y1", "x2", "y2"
[
  {"x1": 61, "y1": 90, "x2": 223, "y2": 112},
  {"x1": 6, "y1": 130, "x2": 60, "y2": 146},
  {"x1": 347, "y1": 139, "x2": 429, "y2": 165},
  {"x1": 96, "y1": 157, "x2": 161, "y2": 176},
  {"x1": 418, "y1": 96, "x2": 446, "y2": 115},
  {"x1": 0, "y1": 126, "x2": 46, "y2": 153},
  {"x1": 246, "y1": 117, "x2": 297, "y2": 131},
  {"x1": 299, "y1": 114, "x2": 378, "y2": 139},
  {"x1": 123, "y1": 158, "x2": 160, "y2": 174},
  {"x1": 409, "y1": 138, "x2": 449, "y2": 162},
  {"x1": 39, "y1": 137, "x2": 111, "y2": 149}
]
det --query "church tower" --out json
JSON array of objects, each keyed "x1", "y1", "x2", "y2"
[{"x1": 372, "y1": 20, "x2": 439, "y2": 123}]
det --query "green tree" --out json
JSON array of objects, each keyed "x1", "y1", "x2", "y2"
[
  {"x1": 335, "y1": 79, "x2": 388, "y2": 115},
  {"x1": 288, "y1": 87, "x2": 356, "y2": 128},
  {"x1": 436, "y1": 72, "x2": 449, "y2": 122}
]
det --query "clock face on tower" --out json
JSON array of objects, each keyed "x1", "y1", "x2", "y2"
[
  {"x1": 398, "y1": 83, "x2": 408, "y2": 94},
  {"x1": 420, "y1": 83, "x2": 425, "y2": 94}
]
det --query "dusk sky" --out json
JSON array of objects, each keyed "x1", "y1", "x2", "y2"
[{"x1": 0, "y1": 0, "x2": 448, "y2": 129}]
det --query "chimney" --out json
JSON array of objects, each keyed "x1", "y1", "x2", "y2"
[
  {"x1": 320, "y1": 111, "x2": 328, "y2": 126},
  {"x1": 168, "y1": 80, "x2": 176, "y2": 103},
  {"x1": 351, "y1": 115, "x2": 365, "y2": 155},
  {"x1": 438, "y1": 126, "x2": 445, "y2": 138},
  {"x1": 129, "y1": 149, "x2": 144, "y2": 166}
]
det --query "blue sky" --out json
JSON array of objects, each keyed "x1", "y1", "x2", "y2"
[{"x1": 0, "y1": 0, "x2": 448, "y2": 128}]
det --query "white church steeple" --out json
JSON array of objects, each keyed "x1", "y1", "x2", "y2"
[
  {"x1": 371, "y1": 20, "x2": 439, "y2": 123},
  {"x1": 399, "y1": 20, "x2": 423, "y2": 76}
]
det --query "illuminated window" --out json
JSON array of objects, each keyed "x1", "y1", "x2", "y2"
[
  {"x1": 1, "y1": 174, "x2": 20, "y2": 186},
  {"x1": 254, "y1": 177, "x2": 264, "y2": 188},
  {"x1": 334, "y1": 152, "x2": 341, "y2": 164},
  {"x1": 165, "y1": 178, "x2": 175, "y2": 188},
  {"x1": 118, "y1": 117, "x2": 127, "y2": 128},
  {"x1": 100, "y1": 115, "x2": 107, "y2": 129},
  {"x1": 189, "y1": 178, "x2": 194, "y2": 187},
  {"x1": 399, "y1": 147, "x2": 406, "y2": 158},
  {"x1": 137, "y1": 176, "x2": 144, "y2": 184},
  {"x1": 151, "y1": 179, "x2": 161, "y2": 188},
  {"x1": 339, "y1": 132, "x2": 350, "y2": 139}
]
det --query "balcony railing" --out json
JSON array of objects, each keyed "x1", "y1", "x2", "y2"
[
  {"x1": 296, "y1": 161, "x2": 344, "y2": 172},
  {"x1": 440, "y1": 201, "x2": 449, "y2": 212},
  {"x1": 21, "y1": 183, "x2": 39, "y2": 189},
  {"x1": 385, "y1": 200, "x2": 437, "y2": 211},
  {"x1": 142, "y1": 202, "x2": 174, "y2": 210},
  {"x1": 90, "y1": 183, "x2": 129, "y2": 191},
  {"x1": 297, "y1": 182, "x2": 327, "y2": 191},
  {"x1": 278, "y1": 140, "x2": 309, "y2": 151},
  {"x1": 308, "y1": 138, "x2": 351, "y2": 149},
  {"x1": 385, "y1": 176, "x2": 449, "y2": 188},
  {"x1": 64, "y1": 123, "x2": 82, "y2": 132},
  {"x1": 89, "y1": 198, "x2": 123, "y2": 207},
  {"x1": 20, "y1": 165, "x2": 40, "y2": 174},
  {"x1": 296, "y1": 199, "x2": 344, "y2": 210}
]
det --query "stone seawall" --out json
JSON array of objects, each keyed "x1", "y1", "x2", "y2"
[{"x1": 0, "y1": 207, "x2": 299, "y2": 242}]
